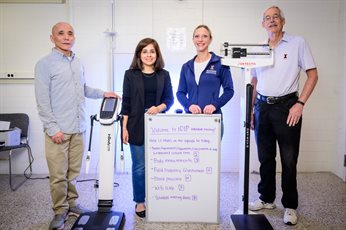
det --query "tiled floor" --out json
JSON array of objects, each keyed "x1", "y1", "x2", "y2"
[{"x1": 0, "y1": 172, "x2": 345, "y2": 230}]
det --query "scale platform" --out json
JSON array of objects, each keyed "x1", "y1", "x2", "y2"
[
  {"x1": 231, "y1": 214, "x2": 273, "y2": 230},
  {"x1": 71, "y1": 211, "x2": 125, "y2": 230}
]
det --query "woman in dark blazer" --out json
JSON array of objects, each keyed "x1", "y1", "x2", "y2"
[{"x1": 121, "y1": 38, "x2": 174, "y2": 218}]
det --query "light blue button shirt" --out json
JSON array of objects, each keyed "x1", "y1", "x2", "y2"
[
  {"x1": 251, "y1": 32, "x2": 316, "y2": 97},
  {"x1": 35, "y1": 49, "x2": 104, "y2": 136}
]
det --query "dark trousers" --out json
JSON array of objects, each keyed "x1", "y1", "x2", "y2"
[{"x1": 254, "y1": 96, "x2": 301, "y2": 209}]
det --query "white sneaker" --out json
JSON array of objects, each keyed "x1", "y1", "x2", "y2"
[
  {"x1": 248, "y1": 199, "x2": 276, "y2": 211},
  {"x1": 284, "y1": 208, "x2": 298, "y2": 225}
]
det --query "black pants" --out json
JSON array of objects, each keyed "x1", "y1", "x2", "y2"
[{"x1": 254, "y1": 96, "x2": 301, "y2": 209}]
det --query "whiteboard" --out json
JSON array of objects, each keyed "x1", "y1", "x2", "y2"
[{"x1": 145, "y1": 114, "x2": 221, "y2": 223}]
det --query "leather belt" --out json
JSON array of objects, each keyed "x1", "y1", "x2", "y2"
[{"x1": 256, "y1": 92, "x2": 298, "y2": 104}]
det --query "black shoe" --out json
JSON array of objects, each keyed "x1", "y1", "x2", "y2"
[{"x1": 135, "y1": 204, "x2": 146, "y2": 218}]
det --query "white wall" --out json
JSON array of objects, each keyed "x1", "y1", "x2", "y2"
[
  {"x1": 0, "y1": 0, "x2": 345, "y2": 180},
  {"x1": 338, "y1": 0, "x2": 346, "y2": 180},
  {"x1": 0, "y1": 2, "x2": 70, "y2": 174}
]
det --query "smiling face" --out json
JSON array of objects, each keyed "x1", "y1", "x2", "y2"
[
  {"x1": 140, "y1": 43, "x2": 157, "y2": 70},
  {"x1": 50, "y1": 22, "x2": 75, "y2": 56},
  {"x1": 193, "y1": 26, "x2": 212, "y2": 53},
  {"x1": 262, "y1": 7, "x2": 285, "y2": 34}
]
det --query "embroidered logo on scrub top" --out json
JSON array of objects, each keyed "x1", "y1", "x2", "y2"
[
  {"x1": 206, "y1": 65, "x2": 217, "y2": 75},
  {"x1": 284, "y1": 54, "x2": 288, "y2": 59}
]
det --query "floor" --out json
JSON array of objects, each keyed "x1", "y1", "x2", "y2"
[{"x1": 0, "y1": 172, "x2": 345, "y2": 230}]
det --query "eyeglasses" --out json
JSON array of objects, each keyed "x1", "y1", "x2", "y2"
[{"x1": 263, "y1": 14, "x2": 281, "y2": 22}]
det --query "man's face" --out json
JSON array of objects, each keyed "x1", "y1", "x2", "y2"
[
  {"x1": 262, "y1": 7, "x2": 285, "y2": 33},
  {"x1": 50, "y1": 23, "x2": 75, "y2": 56}
]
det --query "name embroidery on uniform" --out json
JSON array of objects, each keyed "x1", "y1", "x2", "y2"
[{"x1": 206, "y1": 65, "x2": 217, "y2": 75}]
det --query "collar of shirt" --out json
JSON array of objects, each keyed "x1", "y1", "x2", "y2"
[
  {"x1": 267, "y1": 32, "x2": 290, "y2": 47},
  {"x1": 51, "y1": 48, "x2": 75, "y2": 60}
]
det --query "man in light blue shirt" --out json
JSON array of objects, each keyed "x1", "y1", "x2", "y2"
[{"x1": 35, "y1": 22, "x2": 119, "y2": 230}]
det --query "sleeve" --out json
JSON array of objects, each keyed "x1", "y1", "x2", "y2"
[
  {"x1": 212, "y1": 64, "x2": 234, "y2": 110},
  {"x1": 176, "y1": 64, "x2": 192, "y2": 112},
  {"x1": 34, "y1": 60, "x2": 60, "y2": 136},
  {"x1": 161, "y1": 71, "x2": 174, "y2": 111},
  {"x1": 251, "y1": 68, "x2": 257, "y2": 78},
  {"x1": 121, "y1": 70, "x2": 131, "y2": 115},
  {"x1": 299, "y1": 37, "x2": 316, "y2": 71},
  {"x1": 84, "y1": 85, "x2": 104, "y2": 99}
]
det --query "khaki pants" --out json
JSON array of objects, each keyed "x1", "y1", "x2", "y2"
[{"x1": 45, "y1": 133, "x2": 84, "y2": 214}]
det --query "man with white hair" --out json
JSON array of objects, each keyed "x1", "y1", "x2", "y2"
[{"x1": 249, "y1": 6, "x2": 318, "y2": 225}]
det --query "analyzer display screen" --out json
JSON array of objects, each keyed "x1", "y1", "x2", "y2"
[
  {"x1": 103, "y1": 98, "x2": 116, "y2": 112},
  {"x1": 100, "y1": 98, "x2": 118, "y2": 119}
]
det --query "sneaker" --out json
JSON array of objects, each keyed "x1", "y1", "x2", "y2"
[
  {"x1": 249, "y1": 199, "x2": 276, "y2": 211},
  {"x1": 49, "y1": 212, "x2": 68, "y2": 230},
  {"x1": 284, "y1": 208, "x2": 298, "y2": 225},
  {"x1": 69, "y1": 204, "x2": 91, "y2": 217}
]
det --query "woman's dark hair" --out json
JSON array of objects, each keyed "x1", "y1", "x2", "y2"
[{"x1": 130, "y1": 38, "x2": 165, "y2": 71}]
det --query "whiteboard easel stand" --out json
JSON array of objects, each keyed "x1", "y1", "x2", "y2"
[{"x1": 221, "y1": 43, "x2": 274, "y2": 230}]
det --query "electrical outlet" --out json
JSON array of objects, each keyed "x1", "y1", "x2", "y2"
[
  {"x1": 0, "y1": 72, "x2": 34, "y2": 79},
  {"x1": 1, "y1": 72, "x2": 16, "y2": 78},
  {"x1": 5, "y1": 73, "x2": 15, "y2": 78}
]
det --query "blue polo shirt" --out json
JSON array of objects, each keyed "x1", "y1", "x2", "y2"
[{"x1": 251, "y1": 32, "x2": 316, "y2": 97}]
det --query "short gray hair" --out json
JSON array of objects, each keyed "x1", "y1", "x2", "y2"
[{"x1": 263, "y1": 5, "x2": 285, "y2": 21}]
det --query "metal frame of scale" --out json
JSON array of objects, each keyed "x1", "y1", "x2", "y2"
[{"x1": 221, "y1": 43, "x2": 274, "y2": 230}]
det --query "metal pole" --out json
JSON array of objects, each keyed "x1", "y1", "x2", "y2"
[{"x1": 243, "y1": 83, "x2": 253, "y2": 214}]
